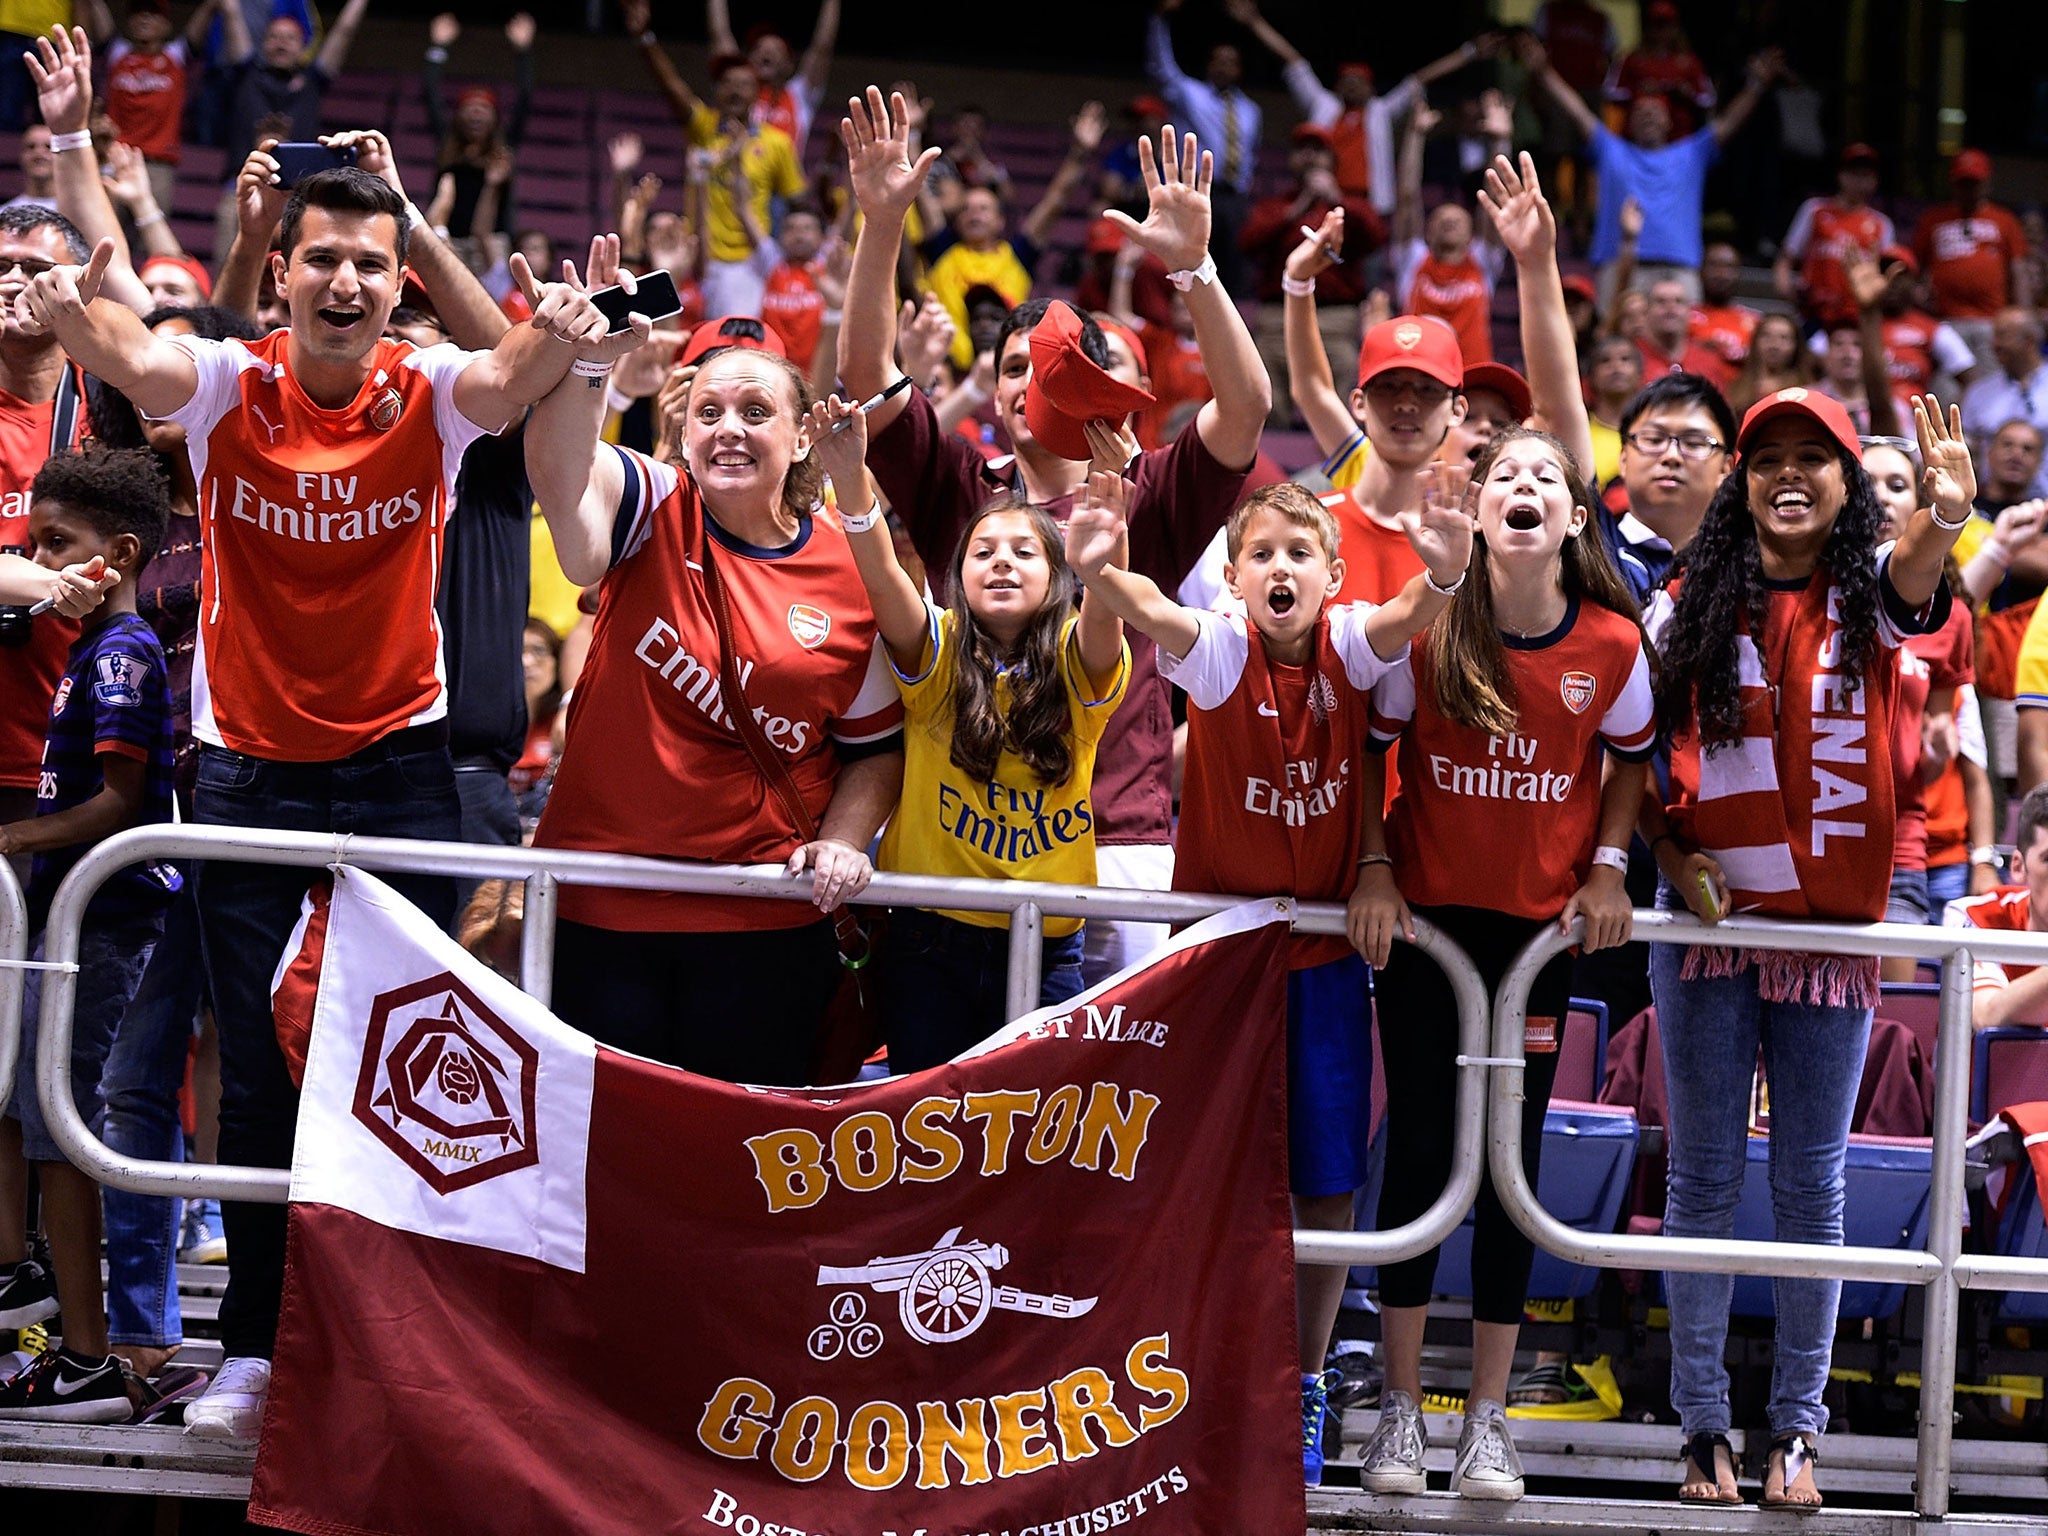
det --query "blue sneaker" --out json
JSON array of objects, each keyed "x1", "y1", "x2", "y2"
[
  {"x1": 178, "y1": 1198, "x2": 226, "y2": 1265},
  {"x1": 1303, "y1": 1368, "x2": 1339, "y2": 1485}
]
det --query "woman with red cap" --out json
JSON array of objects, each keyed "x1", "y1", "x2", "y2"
[
  {"x1": 421, "y1": 11, "x2": 535, "y2": 240},
  {"x1": 1644, "y1": 388, "x2": 1975, "y2": 1509}
]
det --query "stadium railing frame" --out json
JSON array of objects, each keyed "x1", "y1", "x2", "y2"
[{"x1": 11, "y1": 827, "x2": 2048, "y2": 1524}]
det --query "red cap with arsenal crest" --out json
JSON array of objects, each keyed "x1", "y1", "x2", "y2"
[
  {"x1": 1735, "y1": 386, "x2": 1862, "y2": 459},
  {"x1": 1356, "y1": 314, "x2": 1465, "y2": 392}
]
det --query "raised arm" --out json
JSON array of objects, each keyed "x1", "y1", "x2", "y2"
[
  {"x1": 1888, "y1": 397, "x2": 1978, "y2": 608},
  {"x1": 1107, "y1": 127, "x2": 1271, "y2": 470},
  {"x1": 451, "y1": 242, "x2": 613, "y2": 434},
  {"x1": 1392, "y1": 101, "x2": 1433, "y2": 249},
  {"x1": 29, "y1": 27, "x2": 153, "y2": 312},
  {"x1": 345, "y1": 129, "x2": 511, "y2": 351},
  {"x1": 1514, "y1": 35, "x2": 1599, "y2": 143},
  {"x1": 217, "y1": 0, "x2": 252, "y2": 62},
  {"x1": 1846, "y1": 249, "x2": 1902, "y2": 439},
  {"x1": 797, "y1": 0, "x2": 842, "y2": 97},
  {"x1": 1414, "y1": 33, "x2": 1498, "y2": 91},
  {"x1": 835, "y1": 87, "x2": 940, "y2": 433},
  {"x1": 1280, "y1": 207, "x2": 1361, "y2": 456},
  {"x1": 1064, "y1": 480, "x2": 1201, "y2": 660},
  {"x1": 1020, "y1": 102, "x2": 1102, "y2": 251},
  {"x1": 79, "y1": 0, "x2": 113, "y2": 46},
  {"x1": 623, "y1": 0, "x2": 702, "y2": 127},
  {"x1": 1709, "y1": 49, "x2": 1783, "y2": 146},
  {"x1": 1361, "y1": 477, "x2": 1471, "y2": 657},
  {"x1": 104, "y1": 143, "x2": 181, "y2": 260},
  {"x1": 1225, "y1": 0, "x2": 1302, "y2": 67},
  {"x1": 420, "y1": 14, "x2": 456, "y2": 143},
  {"x1": 316, "y1": 0, "x2": 372, "y2": 80},
  {"x1": 215, "y1": 141, "x2": 286, "y2": 320},
  {"x1": 806, "y1": 395, "x2": 930, "y2": 667},
  {"x1": 14, "y1": 242, "x2": 198, "y2": 416},
  {"x1": 1069, "y1": 472, "x2": 1130, "y2": 692},
  {"x1": 182, "y1": 0, "x2": 221, "y2": 51},
  {"x1": 1144, "y1": 5, "x2": 1196, "y2": 108},
  {"x1": 1479, "y1": 153, "x2": 1596, "y2": 478}
]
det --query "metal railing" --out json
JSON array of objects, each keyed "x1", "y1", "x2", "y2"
[
  {"x1": 1493, "y1": 910, "x2": 2048, "y2": 1520},
  {"x1": 0, "y1": 856, "x2": 24, "y2": 1103},
  {"x1": 24, "y1": 823, "x2": 1493, "y2": 1268}
]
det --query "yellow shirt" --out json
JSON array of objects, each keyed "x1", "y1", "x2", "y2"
[
  {"x1": 1589, "y1": 414, "x2": 1623, "y2": 488},
  {"x1": 527, "y1": 509, "x2": 584, "y2": 640},
  {"x1": 881, "y1": 607, "x2": 1128, "y2": 934},
  {"x1": 925, "y1": 241, "x2": 1034, "y2": 370},
  {"x1": 2014, "y1": 575, "x2": 2048, "y2": 709},
  {"x1": 688, "y1": 104, "x2": 805, "y2": 265},
  {"x1": 1323, "y1": 426, "x2": 1367, "y2": 491},
  {"x1": 0, "y1": 1, "x2": 68, "y2": 34}
]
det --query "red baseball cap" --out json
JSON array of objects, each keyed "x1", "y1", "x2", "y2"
[
  {"x1": 1952, "y1": 148, "x2": 1992, "y2": 183},
  {"x1": 1561, "y1": 273, "x2": 1598, "y2": 304},
  {"x1": 1085, "y1": 215, "x2": 1125, "y2": 256},
  {"x1": 1024, "y1": 301, "x2": 1154, "y2": 462},
  {"x1": 1464, "y1": 361, "x2": 1532, "y2": 422},
  {"x1": 678, "y1": 314, "x2": 786, "y2": 369},
  {"x1": 1128, "y1": 94, "x2": 1169, "y2": 122},
  {"x1": 1736, "y1": 387, "x2": 1861, "y2": 459},
  {"x1": 1357, "y1": 314, "x2": 1464, "y2": 391},
  {"x1": 1839, "y1": 142, "x2": 1880, "y2": 169},
  {"x1": 1881, "y1": 243, "x2": 1919, "y2": 277},
  {"x1": 139, "y1": 253, "x2": 212, "y2": 301}
]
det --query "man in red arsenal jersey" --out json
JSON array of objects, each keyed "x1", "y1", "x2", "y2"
[
  {"x1": 706, "y1": 0, "x2": 840, "y2": 150},
  {"x1": 0, "y1": 205, "x2": 92, "y2": 881},
  {"x1": 12, "y1": 164, "x2": 609, "y2": 1440},
  {"x1": 1773, "y1": 144, "x2": 1893, "y2": 331},
  {"x1": 1637, "y1": 276, "x2": 1734, "y2": 388},
  {"x1": 1961, "y1": 785, "x2": 2048, "y2": 1026}
]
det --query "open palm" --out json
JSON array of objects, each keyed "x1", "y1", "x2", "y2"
[
  {"x1": 1477, "y1": 152, "x2": 1555, "y2": 266},
  {"x1": 840, "y1": 86, "x2": 939, "y2": 220},
  {"x1": 1913, "y1": 394, "x2": 1976, "y2": 525},
  {"x1": 1104, "y1": 127, "x2": 1212, "y2": 275}
]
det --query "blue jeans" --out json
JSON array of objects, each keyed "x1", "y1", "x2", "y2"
[
  {"x1": 8, "y1": 916, "x2": 162, "y2": 1162},
  {"x1": 100, "y1": 879, "x2": 204, "y2": 1350},
  {"x1": 1651, "y1": 915, "x2": 1872, "y2": 1439},
  {"x1": 1926, "y1": 861, "x2": 1969, "y2": 912},
  {"x1": 195, "y1": 729, "x2": 461, "y2": 1360},
  {"x1": 882, "y1": 908, "x2": 1087, "y2": 1076}
]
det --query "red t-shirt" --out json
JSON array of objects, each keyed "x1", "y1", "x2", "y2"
[
  {"x1": 104, "y1": 38, "x2": 189, "y2": 164},
  {"x1": 1399, "y1": 243, "x2": 1495, "y2": 365},
  {"x1": 864, "y1": 386, "x2": 1248, "y2": 846},
  {"x1": 1608, "y1": 49, "x2": 1715, "y2": 135},
  {"x1": 1372, "y1": 597, "x2": 1656, "y2": 918},
  {"x1": 760, "y1": 261, "x2": 823, "y2": 371},
  {"x1": 0, "y1": 382, "x2": 85, "y2": 789},
  {"x1": 1689, "y1": 302, "x2": 1759, "y2": 369},
  {"x1": 1959, "y1": 888, "x2": 2041, "y2": 993},
  {"x1": 1161, "y1": 606, "x2": 1402, "y2": 967},
  {"x1": 1330, "y1": 108, "x2": 1370, "y2": 200},
  {"x1": 1538, "y1": 0, "x2": 1617, "y2": 96},
  {"x1": 1913, "y1": 202, "x2": 2026, "y2": 319},
  {"x1": 163, "y1": 332, "x2": 486, "y2": 761},
  {"x1": 1890, "y1": 599, "x2": 1973, "y2": 870},
  {"x1": 533, "y1": 448, "x2": 902, "y2": 932},
  {"x1": 1321, "y1": 489, "x2": 1426, "y2": 606},
  {"x1": 1637, "y1": 334, "x2": 1735, "y2": 390},
  {"x1": 1782, "y1": 199, "x2": 1893, "y2": 328}
]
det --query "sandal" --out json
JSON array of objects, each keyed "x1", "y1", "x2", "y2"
[
  {"x1": 1678, "y1": 1431, "x2": 1742, "y2": 1505},
  {"x1": 1762, "y1": 1432, "x2": 1823, "y2": 1512}
]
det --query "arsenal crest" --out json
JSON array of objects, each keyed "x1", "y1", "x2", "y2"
[
  {"x1": 369, "y1": 387, "x2": 404, "y2": 431},
  {"x1": 1560, "y1": 669, "x2": 1597, "y2": 715},
  {"x1": 1394, "y1": 321, "x2": 1423, "y2": 350},
  {"x1": 352, "y1": 971, "x2": 540, "y2": 1193},
  {"x1": 787, "y1": 603, "x2": 832, "y2": 649}
]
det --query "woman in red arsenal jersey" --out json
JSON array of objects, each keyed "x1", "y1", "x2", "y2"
[
  {"x1": 1350, "y1": 428, "x2": 1653, "y2": 1501},
  {"x1": 1645, "y1": 391, "x2": 1975, "y2": 1510},
  {"x1": 527, "y1": 255, "x2": 904, "y2": 1086}
]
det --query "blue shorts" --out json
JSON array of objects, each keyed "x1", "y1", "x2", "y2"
[
  {"x1": 7, "y1": 917, "x2": 161, "y2": 1163},
  {"x1": 1285, "y1": 951, "x2": 1373, "y2": 1198},
  {"x1": 1885, "y1": 866, "x2": 1933, "y2": 926}
]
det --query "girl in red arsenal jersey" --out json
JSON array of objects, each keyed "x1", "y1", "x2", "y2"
[
  {"x1": 1350, "y1": 428, "x2": 1655, "y2": 1502},
  {"x1": 1644, "y1": 392, "x2": 1974, "y2": 1510}
]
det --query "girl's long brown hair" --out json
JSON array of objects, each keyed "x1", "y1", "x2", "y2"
[
  {"x1": 943, "y1": 497, "x2": 1081, "y2": 786},
  {"x1": 1429, "y1": 428, "x2": 1644, "y2": 736}
]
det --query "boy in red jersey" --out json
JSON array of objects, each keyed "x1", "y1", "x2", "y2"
[
  {"x1": 1067, "y1": 476, "x2": 1473, "y2": 1486},
  {"x1": 83, "y1": 0, "x2": 215, "y2": 214},
  {"x1": 1953, "y1": 784, "x2": 2048, "y2": 1026},
  {"x1": 1773, "y1": 144, "x2": 1893, "y2": 332},
  {"x1": 11, "y1": 160, "x2": 610, "y2": 1441},
  {"x1": 1390, "y1": 104, "x2": 1503, "y2": 366}
]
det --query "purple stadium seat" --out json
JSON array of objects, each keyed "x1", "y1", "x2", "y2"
[
  {"x1": 1555, "y1": 1000, "x2": 1610, "y2": 1105},
  {"x1": 1880, "y1": 981, "x2": 1942, "y2": 1067},
  {"x1": 1973, "y1": 1026, "x2": 2048, "y2": 1122}
]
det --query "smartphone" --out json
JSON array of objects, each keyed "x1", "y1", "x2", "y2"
[
  {"x1": 590, "y1": 269, "x2": 684, "y2": 334},
  {"x1": 272, "y1": 142, "x2": 357, "y2": 188}
]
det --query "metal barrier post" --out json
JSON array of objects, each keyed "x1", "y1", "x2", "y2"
[
  {"x1": 520, "y1": 869, "x2": 558, "y2": 1007},
  {"x1": 0, "y1": 857, "x2": 23, "y2": 1108},
  {"x1": 1913, "y1": 947, "x2": 1973, "y2": 1518},
  {"x1": 1005, "y1": 900, "x2": 1043, "y2": 1024}
]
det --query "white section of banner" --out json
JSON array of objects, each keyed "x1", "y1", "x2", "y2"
[{"x1": 290, "y1": 868, "x2": 596, "y2": 1273}]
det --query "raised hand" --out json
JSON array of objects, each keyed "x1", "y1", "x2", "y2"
[
  {"x1": 896, "y1": 292, "x2": 955, "y2": 388},
  {"x1": 505, "y1": 12, "x2": 536, "y2": 50},
  {"x1": 1064, "y1": 470, "x2": 1129, "y2": 579},
  {"x1": 1478, "y1": 88, "x2": 1515, "y2": 141},
  {"x1": 103, "y1": 141, "x2": 156, "y2": 212},
  {"x1": 324, "y1": 129, "x2": 404, "y2": 197},
  {"x1": 651, "y1": 360, "x2": 697, "y2": 464},
  {"x1": 14, "y1": 237, "x2": 114, "y2": 337},
  {"x1": 1913, "y1": 393, "x2": 1977, "y2": 528},
  {"x1": 429, "y1": 12, "x2": 459, "y2": 48},
  {"x1": 1071, "y1": 101, "x2": 1106, "y2": 157},
  {"x1": 1398, "y1": 461, "x2": 1477, "y2": 589},
  {"x1": 1084, "y1": 417, "x2": 1140, "y2": 476},
  {"x1": 887, "y1": 81, "x2": 931, "y2": 138},
  {"x1": 1843, "y1": 244, "x2": 1888, "y2": 312},
  {"x1": 802, "y1": 394, "x2": 869, "y2": 492},
  {"x1": 1993, "y1": 497, "x2": 2046, "y2": 555},
  {"x1": 608, "y1": 131, "x2": 644, "y2": 177},
  {"x1": 1476, "y1": 151, "x2": 1556, "y2": 267},
  {"x1": 1362, "y1": 287, "x2": 1392, "y2": 330},
  {"x1": 27, "y1": 24, "x2": 92, "y2": 136},
  {"x1": 1619, "y1": 195, "x2": 1644, "y2": 244},
  {"x1": 622, "y1": 0, "x2": 651, "y2": 36},
  {"x1": 1104, "y1": 126, "x2": 1212, "y2": 276},
  {"x1": 236, "y1": 139, "x2": 287, "y2": 238},
  {"x1": 1283, "y1": 205, "x2": 1345, "y2": 284},
  {"x1": 840, "y1": 86, "x2": 941, "y2": 222},
  {"x1": 513, "y1": 233, "x2": 637, "y2": 357}
]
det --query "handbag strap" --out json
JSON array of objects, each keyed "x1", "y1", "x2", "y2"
[{"x1": 700, "y1": 521, "x2": 867, "y2": 958}]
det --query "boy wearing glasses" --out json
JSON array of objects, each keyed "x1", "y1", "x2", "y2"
[{"x1": 1601, "y1": 373, "x2": 1738, "y2": 604}]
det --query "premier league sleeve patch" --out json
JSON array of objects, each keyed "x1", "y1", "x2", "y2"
[{"x1": 93, "y1": 652, "x2": 146, "y2": 709}]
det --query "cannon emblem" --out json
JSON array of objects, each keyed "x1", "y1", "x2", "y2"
[{"x1": 810, "y1": 1226, "x2": 1097, "y2": 1356}]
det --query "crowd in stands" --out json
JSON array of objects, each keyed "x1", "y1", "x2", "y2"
[{"x1": 1, "y1": 0, "x2": 2048, "y2": 1519}]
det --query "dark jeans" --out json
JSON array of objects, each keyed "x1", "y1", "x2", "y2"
[
  {"x1": 881, "y1": 907, "x2": 1087, "y2": 1077},
  {"x1": 1373, "y1": 904, "x2": 1572, "y2": 1325},
  {"x1": 194, "y1": 730, "x2": 460, "y2": 1360},
  {"x1": 451, "y1": 756, "x2": 521, "y2": 925},
  {"x1": 551, "y1": 917, "x2": 840, "y2": 1086}
]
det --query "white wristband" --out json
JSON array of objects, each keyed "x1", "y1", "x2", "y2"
[
  {"x1": 405, "y1": 202, "x2": 425, "y2": 232},
  {"x1": 1929, "y1": 502, "x2": 1971, "y2": 532},
  {"x1": 1281, "y1": 273, "x2": 1317, "y2": 298},
  {"x1": 1982, "y1": 538, "x2": 2013, "y2": 568},
  {"x1": 1971, "y1": 845, "x2": 2002, "y2": 867},
  {"x1": 1590, "y1": 845, "x2": 1630, "y2": 874},
  {"x1": 1166, "y1": 252, "x2": 1217, "y2": 292},
  {"x1": 132, "y1": 208, "x2": 165, "y2": 228},
  {"x1": 1424, "y1": 566, "x2": 1466, "y2": 596},
  {"x1": 839, "y1": 502, "x2": 883, "y2": 534},
  {"x1": 570, "y1": 357, "x2": 614, "y2": 379},
  {"x1": 49, "y1": 130, "x2": 91, "y2": 153}
]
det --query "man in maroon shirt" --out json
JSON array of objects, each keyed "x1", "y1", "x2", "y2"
[{"x1": 838, "y1": 88, "x2": 1269, "y2": 981}]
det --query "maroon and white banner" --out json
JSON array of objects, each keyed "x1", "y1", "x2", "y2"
[{"x1": 250, "y1": 870, "x2": 1304, "y2": 1536}]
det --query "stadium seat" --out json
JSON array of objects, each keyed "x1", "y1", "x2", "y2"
[
  {"x1": 1880, "y1": 981, "x2": 1942, "y2": 1067},
  {"x1": 1556, "y1": 997, "x2": 1610, "y2": 1105},
  {"x1": 1971, "y1": 1026, "x2": 2048, "y2": 1123}
]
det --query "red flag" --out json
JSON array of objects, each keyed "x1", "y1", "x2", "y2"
[{"x1": 251, "y1": 870, "x2": 1304, "y2": 1534}]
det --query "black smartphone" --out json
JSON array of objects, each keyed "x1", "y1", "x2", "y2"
[
  {"x1": 272, "y1": 142, "x2": 357, "y2": 188},
  {"x1": 589, "y1": 269, "x2": 684, "y2": 334}
]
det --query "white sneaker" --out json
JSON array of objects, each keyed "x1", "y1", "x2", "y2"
[
  {"x1": 183, "y1": 1355, "x2": 270, "y2": 1441},
  {"x1": 1450, "y1": 1398, "x2": 1525, "y2": 1500},
  {"x1": 1359, "y1": 1388, "x2": 1428, "y2": 1494}
]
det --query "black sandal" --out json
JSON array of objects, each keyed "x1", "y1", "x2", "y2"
[
  {"x1": 1762, "y1": 1432, "x2": 1823, "y2": 1512},
  {"x1": 1678, "y1": 1431, "x2": 1742, "y2": 1505}
]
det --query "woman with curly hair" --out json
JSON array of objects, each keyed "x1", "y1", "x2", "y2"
[{"x1": 1643, "y1": 389, "x2": 1976, "y2": 1511}]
